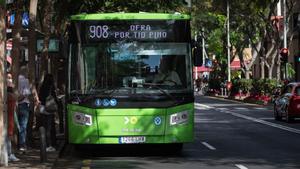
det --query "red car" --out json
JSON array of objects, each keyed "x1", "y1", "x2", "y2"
[{"x1": 274, "y1": 82, "x2": 300, "y2": 122}]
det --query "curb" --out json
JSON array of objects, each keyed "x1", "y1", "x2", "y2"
[{"x1": 205, "y1": 95, "x2": 273, "y2": 108}]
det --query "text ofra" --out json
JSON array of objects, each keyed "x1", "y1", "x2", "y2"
[{"x1": 130, "y1": 25, "x2": 151, "y2": 31}]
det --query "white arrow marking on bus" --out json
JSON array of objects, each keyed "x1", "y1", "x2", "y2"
[{"x1": 124, "y1": 117, "x2": 129, "y2": 125}]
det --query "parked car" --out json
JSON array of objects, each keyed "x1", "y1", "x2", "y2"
[{"x1": 274, "y1": 82, "x2": 300, "y2": 122}]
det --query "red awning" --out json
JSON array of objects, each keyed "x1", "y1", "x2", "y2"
[
  {"x1": 194, "y1": 66, "x2": 212, "y2": 72},
  {"x1": 230, "y1": 60, "x2": 241, "y2": 70}
]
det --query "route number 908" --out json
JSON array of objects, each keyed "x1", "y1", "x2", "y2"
[{"x1": 89, "y1": 25, "x2": 109, "y2": 39}]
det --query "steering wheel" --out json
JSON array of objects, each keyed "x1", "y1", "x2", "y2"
[{"x1": 163, "y1": 79, "x2": 178, "y2": 86}]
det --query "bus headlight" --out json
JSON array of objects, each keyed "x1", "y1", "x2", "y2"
[
  {"x1": 73, "y1": 112, "x2": 92, "y2": 126},
  {"x1": 170, "y1": 111, "x2": 189, "y2": 125}
]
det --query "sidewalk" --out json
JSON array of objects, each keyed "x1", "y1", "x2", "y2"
[
  {"x1": 3, "y1": 133, "x2": 65, "y2": 169},
  {"x1": 195, "y1": 92, "x2": 273, "y2": 108}
]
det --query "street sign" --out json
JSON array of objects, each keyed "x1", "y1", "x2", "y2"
[{"x1": 36, "y1": 39, "x2": 59, "y2": 53}]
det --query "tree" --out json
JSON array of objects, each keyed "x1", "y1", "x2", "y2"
[
  {"x1": 223, "y1": 0, "x2": 298, "y2": 80},
  {"x1": 0, "y1": 1, "x2": 7, "y2": 166}
]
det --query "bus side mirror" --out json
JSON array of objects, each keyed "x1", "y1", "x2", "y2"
[{"x1": 193, "y1": 47, "x2": 203, "y2": 66}]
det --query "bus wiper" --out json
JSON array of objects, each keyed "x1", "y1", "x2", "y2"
[
  {"x1": 82, "y1": 88, "x2": 119, "y2": 102},
  {"x1": 143, "y1": 83, "x2": 177, "y2": 104}
]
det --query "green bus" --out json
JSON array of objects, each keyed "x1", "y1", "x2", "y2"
[{"x1": 66, "y1": 13, "x2": 194, "y2": 149}]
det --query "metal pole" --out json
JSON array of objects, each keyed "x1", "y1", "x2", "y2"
[
  {"x1": 283, "y1": 0, "x2": 288, "y2": 79},
  {"x1": 195, "y1": 31, "x2": 198, "y2": 79},
  {"x1": 39, "y1": 126, "x2": 47, "y2": 163},
  {"x1": 202, "y1": 28, "x2": 205, "y2": 65},
  {"x1": 227, "y1": 0, "x2": 231, "y2": 82}
]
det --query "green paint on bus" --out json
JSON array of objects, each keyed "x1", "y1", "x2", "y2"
[
  {"x1": 71, "y1": 13, "x2": 190, "y2": 21},
  {"x1": 68, "y1": 103, "x2": 194, "y2": 144}
]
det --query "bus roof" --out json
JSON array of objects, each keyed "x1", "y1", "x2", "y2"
[{"x1": 70, "y1": 13, "x2": 190, "y2": 21}]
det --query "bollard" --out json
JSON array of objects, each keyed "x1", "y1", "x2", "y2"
[
  {"x1": 39, "y1": 126, "x2": 47, "y2": 163},
  {"x1": 221, "y1": 88, "x2": 224, "y2": 96}
]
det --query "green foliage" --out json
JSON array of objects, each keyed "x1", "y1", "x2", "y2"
[
  {"x1": 62, "y1": 0, "x2": 187, "y2": 15},
  {"x1": 0, "y1": 0, "x2": 4, "y2": 6},
  {"x1": 208, "y1": 77, "x2": 222, "y2": 91},
  {"x1": 286, "y1": 63, "x2": 296, "y2": 80},
  {"x1": 252, "y1": 79, "x2": 265, "y2": 94},
  {"x1": 238, "y1": 79, "x2": 253, "y2": 93},
  {"x1": 252, "y1": 79, "x2": 282, "y2": 95}
]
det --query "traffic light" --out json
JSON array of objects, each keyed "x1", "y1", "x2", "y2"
[
  {"x1": 296, "y1": 56, "x2": 300, "y2": 63},
  {"x1": 193, "y1": 46, "x2": 203, "y2": 66},
  {"x1": 280, "y1": 48, "x2": 288, "y2": 62}
]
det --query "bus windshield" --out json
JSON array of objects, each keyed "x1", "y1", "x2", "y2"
[{"x1": 69, "y1": 42, "x2": 192, "y2": 95}]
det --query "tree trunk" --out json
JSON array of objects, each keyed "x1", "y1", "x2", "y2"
[
  {"x1": 11, "y1": 0, "x2": 22, "y2": 86},
  {"x1": 40, "y1": 0, "x2": 53, "y2": 75},
  {"x1": 0, "y1": 2, "x2": 8, "y2": 166},
  {"x1": 276, "y1": 55, "x2": 281, "y2": 81},
  {"x1": 28, "y1": 0, "x2": 38, "y2": 85},
  {"x1": 245, "y1": 69, "x2": 251, "y2": 79},
  {"x1": 260, "y1": 57, "x2": 265, "y2": 79}
]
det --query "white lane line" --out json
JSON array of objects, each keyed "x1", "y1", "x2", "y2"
[
  {"x1": 223, "y1": 110, "x2": 300, "y2": 134},
  {"x1": 259, "y1": 117, "x2": 275, "y2": 120},
  {"x1": 254, "y1": 107, "x2": 267, "y2": 110},
  {"x1": 195, "y1": 103, "x2": 213, "y2": 109},
  {"x1": 201, "y1": 142, "x2": 216, "y2": 150},
  {"x1": 196, "y1": 103, "x2": 300, "y2": 134},
  {"x1": 234, "y1": 107, "x2": 248, "y2": 110},
  {"x1": 235, "y1": 164, "x2": 248, "y2": 169},
  {"x1": 195, "y1": 119, "x2": 230, "y2": 123}
]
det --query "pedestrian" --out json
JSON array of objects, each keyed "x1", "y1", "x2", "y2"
[
  {"x1": 38, "y1": 74, "x2": 58, "y2": 152},
  {"x1": 6, "y1": 73, "x2": 20, "y2": 162},
  {"x1": 195, "y1": 77, "x2": 201, "y2": 92},
  {"x1": 17, "y1": 65, "x2": 31, "y2": 152}
]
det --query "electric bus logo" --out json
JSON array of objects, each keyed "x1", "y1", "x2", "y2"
[{"x1": 124, "y1": 116, "x2": 138, "y2": 125}]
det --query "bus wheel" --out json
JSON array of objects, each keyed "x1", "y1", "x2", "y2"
[{"x1": 169, "y1": 143, "x2": 183, "y2": 154}]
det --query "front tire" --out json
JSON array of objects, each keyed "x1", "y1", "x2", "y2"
[
  {"x1": 274, "y1": 105, "x2": 282, "y2": 121},
  {"x1": 285, "y1": 106, "x2": 293, "y2": 123}
]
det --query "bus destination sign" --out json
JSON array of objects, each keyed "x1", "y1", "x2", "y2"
[
  {"x1": 81, "y1": 20, "x2": 192, "y2": 42},
  {"x1": 87, "y1": 23, "x2": 170, "y2": 41}
]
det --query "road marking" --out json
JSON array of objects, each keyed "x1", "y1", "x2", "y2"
[
  {"x1": 201, "y1": 142, "x2": 216, "y2": 150},
  {"x1": 223, "y1": 110, "x2": 300, "y2": 134},
  {"x1": 235, "y1": 164, "x2": 248, "y2": 169},
  {"x1": 234, "y1": 107, "x2": 248, "y2": 110},
  {"x1": 197, "y1": 102, "x2": 300, "y2": 134},
  {"x1": 259, "y1": 117, "x2": 275, "y2": 120},
  {"x1": 217, "y1": 108, "x2": 229, "y2": 110},
  {"x1": 195, "y1": 119, "x2": 230, "y2": 123},
  {"x1": 254, "y1": 107, "x2": 268, "y2": 110},
  {"x1": 195, "y1": 103, "x2": 213, "y2": 109}
]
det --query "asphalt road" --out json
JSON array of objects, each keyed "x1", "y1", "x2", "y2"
[{"x1": 54, "y1": 96, "x2": 300, "y2": 169}]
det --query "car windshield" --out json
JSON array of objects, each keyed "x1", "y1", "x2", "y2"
[{"x1": 69, "y1": 42, "x2": 192, "y2": 96}]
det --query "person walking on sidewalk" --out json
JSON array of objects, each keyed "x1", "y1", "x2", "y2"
[
  {"x1": 6, "y1": 73, "x2": 20, "y2": 162},
  {"x1": 38, "y1": 74, "x2": 58, "y2": 152},
  {"x1": 17, "y1": 66, "x2": 31, "y2": 152}
]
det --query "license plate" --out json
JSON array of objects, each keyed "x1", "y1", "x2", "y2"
[{"x1": 119, "y1": 136, "x2": 146, "y2": 144}]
